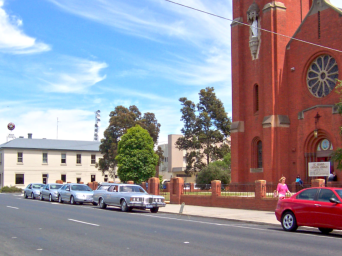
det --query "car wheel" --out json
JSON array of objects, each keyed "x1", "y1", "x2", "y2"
[
  {"x1": 150, "y1": 207, "x2": 159, "y2": 213},
  {"x1": 99, "y1": 198, "x2": 107, "y2": 209},
  {"x1": 281, "y1": 211, "x2": 298, "y2": 232},
  {"x1": 318, "y1": 228, "x2": 333, "y2": 234},
  {"x1": 49, "y1": 194, "x2": 53, "y2": 202},
  {"x1": 70, "y1": 196, "x2": 76, "y2": 205},
  {"x1": 121, "y1": 200, "x2": 128, "y2": 212},
  {"x1": 24, "y1": 192, "x2": 28, "y2": 199},
  {"x1": 31, "y1": 192, "x2": 35, "y2": 199},
  {"x1": 58, "y1": 195, "x2": 63, "y2": 203}
]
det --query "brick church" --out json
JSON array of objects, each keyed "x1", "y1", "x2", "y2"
[{"x1": 230, "y1": 0, "x2": 342, "y2": 184}]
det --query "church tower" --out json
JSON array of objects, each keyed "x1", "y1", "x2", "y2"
[{"x1": 230, "y1": 0, "x2": 313, "y2": 183}]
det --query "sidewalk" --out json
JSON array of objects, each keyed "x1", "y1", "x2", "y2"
[{"x1": 159, "y1": 204, "x2": 279, "y2": 225}]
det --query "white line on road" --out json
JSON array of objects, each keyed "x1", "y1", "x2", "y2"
[
  {"x1": 68, "y1": 219, "x2": 99, "y2": 227},
  {"x1": 6, "y1": 206, "x2": 19, "y2": 209}
]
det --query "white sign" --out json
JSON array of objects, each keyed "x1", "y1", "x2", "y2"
[{"x1": 308, "y1": 162, "x2": 330, "y2": 177}]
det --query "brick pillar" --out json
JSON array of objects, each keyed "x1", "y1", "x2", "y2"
[
  {"x1": 211, "y1": 180, "x2": 221, "y2": 197},
  {"x1": 56, "y1": 180, "x2": 63, "y2": 184},
  {"x1": 141, "y1": 182, "x2": 147, "y2": 191},
  {"x1": 127, "y1": 181, "x2": 134, "y2": 184},
  {"x1": 255, "y1": 180, "x2": 266, "y2": 199},
  {"x1": 170, "y1": 177, "x2": 184, "y2": 204},
  {"x1": 148, "y1": 177, "x2": 159, "y2": 195},
  {"x1": 190, "y1": 182, "x2": 195, "y2": 192},
  {"x1": 311, "y1": 179, "x2": 325, "y2": 187}
]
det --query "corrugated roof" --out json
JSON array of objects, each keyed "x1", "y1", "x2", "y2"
[{"x1": 0, "y1": 138, "x2": 101, "y2": 152}]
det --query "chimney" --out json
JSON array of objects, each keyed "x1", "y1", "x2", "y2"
[{"x1": 28, "y1": 133, "x2": 32, "y2": 139}]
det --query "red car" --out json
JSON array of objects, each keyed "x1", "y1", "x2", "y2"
[{"x1": 275, "y1": 187, "x2": 342, "y2": 234}]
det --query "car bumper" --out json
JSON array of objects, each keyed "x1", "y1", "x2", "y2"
[
  {"x1": 275, "y1": 209, "x2": 282, "y2": 222},
  {"x1": 75, "y1": 198, "x2": 93, "y2": 203},
  {"x1": 128, "y1": 202, "x2": 166, "y2": 209}
]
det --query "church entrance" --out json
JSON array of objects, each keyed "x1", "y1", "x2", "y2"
[{"x1": 304, "y1": 131, "x2": 333, "y2": 181}]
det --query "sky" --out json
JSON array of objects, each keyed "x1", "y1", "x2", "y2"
[{"x1": 0, "y1": 0, "x2": 341, "y2": 145}]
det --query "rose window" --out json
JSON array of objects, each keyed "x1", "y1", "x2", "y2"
[{"x1": 307, "y1": 55, "x2": 339, "y2": 98}]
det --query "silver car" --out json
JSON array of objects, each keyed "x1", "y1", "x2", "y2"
[
  {"x1": 57, "y1": 183, "x2": 94, "y2": 205},
  {"x1": 40, "y1": 183, "x2": 63, "y2": 202},
  {"x1": 92, "y1": 183, "x2": 112, "y2": 206},
  {"x1": 95, "y1": 183, "x2": 166, "y2": 213},
  {"x1": 23, "y1": 183, "x2": 44, "y2": 199}
]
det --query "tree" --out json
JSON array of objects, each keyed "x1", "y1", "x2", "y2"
[
  {"x1": 97, "y1": 105, "x2": 161, "y2": 178},
  {"x1": 195, "y1": 163, "x2": 231, "y2": 185},
  {"x1": 175, "y1": 87, "x2": 231, "y2": 174},
  {"x1": 331, "y1": 79, "x2": 342, "y2": 169},
  {"x1": 115, "y1": 125, "x2": 159, "y2": 183}
]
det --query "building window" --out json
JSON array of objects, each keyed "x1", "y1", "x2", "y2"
[
  {"x1": 91, "y1": 175, "x2": 96, "y2": 182},
  {"x1": 76, "y1": 177, "x2": 81, "y2": 183},
  {"x1": 17, "y1": 152, "x2": 23, "y2": 163},
  {"x1": 61, "y1": 153, "x2": 66, "y2": 164},
  {"x1": 42, "y1": 153, "x2": 48, "y2": 164},
  {"x1": 42, "y1": 174, "x2": 48, "y2": 184},
  {"x1": 104, "y1": 174, "x2": 108, "y2": 182},
  {"x1": 254, "y1": 84, "x2": 259, "y2": 112},
  {"x1": 91, "y1": 154, "x2": 96, "y2": 164},
  {"x1": 257, "y1": 141, "x2": 263, "y2": 168},
  {"x1": 15, "y1": 174, "x2": 24, "y2": 184},
  {"x1": 76, "y1": 154, "x2": 81, "y2": 164},
  {"x1": 61, "y1": 174, "x2": 66, "y2": 182}
]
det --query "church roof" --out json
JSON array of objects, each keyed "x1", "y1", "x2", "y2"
[
  {"x1": 287, "y1": 0, "x2": 342, "y2": 48},
  {"x1": 0, "y1": 138, "x2": 101, "y2": 152}
]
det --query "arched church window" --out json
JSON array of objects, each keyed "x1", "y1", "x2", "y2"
[
  {"x1": 254, "y1": 84, "x2": 259, "y2": 113},
  {"x1": 257, "y1": 141, "x2": 262, "y2": 168},
  {"x1": 307, "y1": 55, "x2": 339, "y2": 98},
  {"x1": 317, "y1": 139, "x2": 333, "y2": 151}
]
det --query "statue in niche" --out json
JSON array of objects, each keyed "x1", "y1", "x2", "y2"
[
  {"x1": 247, "y1": 1, "x2": 260, "y2": 37},
  {"x1": 247, "y1": 1, "x2": 260, "y2": 60}
]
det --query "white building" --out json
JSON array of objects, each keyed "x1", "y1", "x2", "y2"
[{"x1": 0, "y1": 135, "x2": 108, "y2": 189}]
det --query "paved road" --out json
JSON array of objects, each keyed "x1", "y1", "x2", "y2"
[{"x1": 0, "y1": 193, "x2": 341, "y2": 256}]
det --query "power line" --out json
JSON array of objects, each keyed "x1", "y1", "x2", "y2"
[{"x1": 164, "y1": 0, "x2": 342, "y2": 54}]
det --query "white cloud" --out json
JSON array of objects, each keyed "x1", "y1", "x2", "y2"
[
  {"x1": 330, "y1": 0, "x2": 342, "y2": 8},
  {"x1": 0, "y1": 0, "x2": 51, "y2": 54},
  {"x1": 40, "y1": 57, "x2": 108, "y2": 94},
  {"x1": 0, "y1": 109, "x2": 97, "y2": 143}
]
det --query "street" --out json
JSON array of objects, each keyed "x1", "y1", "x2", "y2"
[{"x1": 0, "y1": 193, "x2": 341, "y2": 256}]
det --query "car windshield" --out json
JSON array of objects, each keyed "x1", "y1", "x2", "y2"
[
  {"x1": 33, "y1": 184, "x2": 44, "y2": 189},
  {"x1": 71, "y1": 185, "x2": 92, "y2": 191},
  {"x1": 119, "y1": 186, "x2": 146, "y2": 193},
  {"x1": 50, "y1": 185, "x2": 62, "y2": 189},
  {"x1": 335, "y1": 189, "x2": 342, "y2": 199}
]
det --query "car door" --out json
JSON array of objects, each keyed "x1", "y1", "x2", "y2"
[
  {"x1": 292, "y1": 188, "x2": 319, "y2": 226},
  {"x1": 41, "y1": 185, "x2": 47, "y2": 198},
  {"x1": 64, "y1": 185, "x2": 71, "y2": 201},
  {"x1": 27, "y1": 184, "x2": 33, "y2": 196},
  {"x1": 315, "y1": 189, "x2": 342, "y2": 228}
]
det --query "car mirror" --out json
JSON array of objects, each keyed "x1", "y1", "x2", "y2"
[{"x1": 329, "y1": 198, "x2": 340, "y2": 204}]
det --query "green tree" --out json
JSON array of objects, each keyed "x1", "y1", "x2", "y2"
[
  {"x1": 195, "y1": 163, "x2": 231, "y2": 185},
  {"x1": 115, "y1": 125, "x2": 159, "y2": 183},
  {"x1": 175, "y1": 87, "x2": 231, "y2": 174},
  {"x1": 331, "y1": 79, "x2": 342, "y2": 169},
  {"x1": 97, "y1": 105, "x2": 161, "y2": 178}
]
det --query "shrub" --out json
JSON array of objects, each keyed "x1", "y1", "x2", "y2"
[
  {"x1": 196, "y1": 164, "x2": 231, "y2": 186},
  {"x1": 0, "y1": 186, "x2": 22, "y2": 193}
]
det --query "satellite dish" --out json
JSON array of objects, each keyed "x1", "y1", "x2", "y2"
[{"x1": 7, "y1": 122, "x2": 15, "y2": 131}]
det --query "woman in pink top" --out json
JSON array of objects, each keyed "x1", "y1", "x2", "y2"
[{"x1": 277, "y1": 176, "x2": 291, "y2": 199}]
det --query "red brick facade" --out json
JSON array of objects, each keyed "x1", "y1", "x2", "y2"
[{"x1": 231, "y1": 0, "x2": 342, "y2": 184}]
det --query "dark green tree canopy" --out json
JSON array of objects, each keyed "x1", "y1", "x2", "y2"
[
  {"x1": 115, "y1": 125, "x2": 159, "y2": 184},
  {"x1": 97, "y1": 105, "x2": 161, "y2": 177},
  {"x1": 176, "y1": 87, "x2": 231, "y2": 174}
]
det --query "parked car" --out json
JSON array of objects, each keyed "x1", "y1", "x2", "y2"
[
  {"x1": 95, "y1": 183, "x2": 166, "y2": 213},
  {"x1": 275, "y1": 187, "x2": 342, "y2": 233},
  {"x1": 40, "y1": 183, "x2": 63, "y2": 202},
  {"x1": 92, "y1": 183, "x2": 113, "y2": 206},
  {"x1": 57, "y1": 183, "x2": 94, "y2": 205},
  {"x1": 23, "y1": 183, "x2": 44, "y2": 199}
]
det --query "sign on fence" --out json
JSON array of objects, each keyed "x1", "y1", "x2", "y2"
[{"x1": 308, "y1": 162, "x2": 330, "y2": 177}]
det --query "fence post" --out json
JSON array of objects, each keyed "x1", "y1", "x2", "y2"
[
  {"x1": 211, "y1": 180, "x2": 221, "y2": 198},
  {"x1": 141, "y1": 182, "x2": 147, "y2": 191},
  {"x1": 127, "y1": 180, "x2": 134, "y2": 184},
  {"x1": 170, "y1": 177, "x2": 184, "y2": 204},
  {"x1": 255, "y1": 180, "x2": 266, "y2": 199},
  {"x1": 311, "y1": 179, "x2": 325, "y2": 187},
  {"x1": 190, "y1": 182, "x2": 195, "y2": 192},
  {"x1": 148, "y1": 177, "x2": 159, "y2": 195}
]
